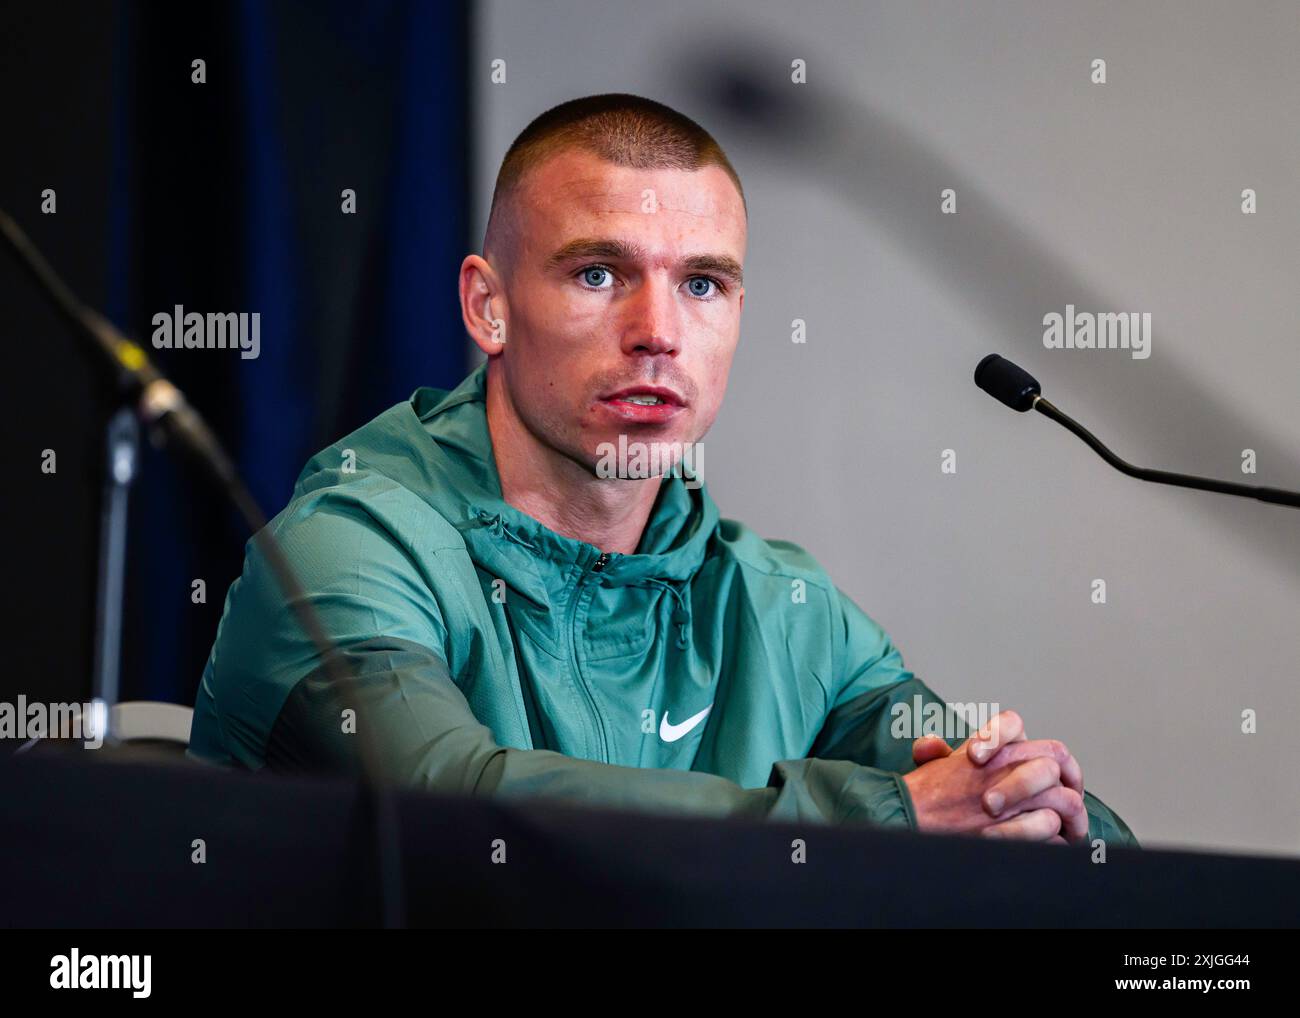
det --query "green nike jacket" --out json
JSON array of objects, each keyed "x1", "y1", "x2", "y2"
[{"x1": 188, "y1": 363, "x2": 1137, "y2": 845}]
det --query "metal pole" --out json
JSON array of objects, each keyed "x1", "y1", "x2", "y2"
[{"x1": 92, "y1": 406, "x2": 138, "y2": 708}]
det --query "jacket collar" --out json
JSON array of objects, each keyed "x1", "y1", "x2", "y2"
[{"x1": 398, "y1": 363, "x2": 720, "y2": 611}]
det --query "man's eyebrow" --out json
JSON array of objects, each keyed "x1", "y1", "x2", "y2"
[
  {"x1": 682, "y1": 254, "x2": 743, "y2": 286},
  {"x1": 545, "y1": 238, "x2": 645, "y2": 269},
  {"x1": 545, "y1": 238, "x2": 743, "y2": 285}
]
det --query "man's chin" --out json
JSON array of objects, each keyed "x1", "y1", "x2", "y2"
[{"x1": 587, "y1": 431, "x2": 703, "y2": 483}]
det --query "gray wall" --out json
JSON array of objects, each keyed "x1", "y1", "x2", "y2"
[{"x1": 473, "y1": 0, "x2": 1300, "y2": 854}]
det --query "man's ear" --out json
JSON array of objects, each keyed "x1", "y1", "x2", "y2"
[{"x1": 459, "y1": 255, "x2": 507, "y2": 356}]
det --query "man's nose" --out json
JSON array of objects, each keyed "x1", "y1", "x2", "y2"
[{"x1": 619, "y1": 276, "x2": 680, "y2": 357}]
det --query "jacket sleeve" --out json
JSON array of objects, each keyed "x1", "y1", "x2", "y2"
[
  {"x1": 808, "y1": 587, "x2": 1140, "y2": 848},
  {"x1": 190, "y1": 497, "x2": 915, "y2": 832},
  {"x1": 266, "y1": 635, "x2": 914, "y2": 830}
]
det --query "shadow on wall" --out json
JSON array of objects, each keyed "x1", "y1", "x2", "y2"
[{"x1": 683, "y1": 44, "x2": 1299, "y2": 578}]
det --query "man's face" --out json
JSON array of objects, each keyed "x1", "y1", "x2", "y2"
[{"x1": 490, "y1": 147, "x2": 746, "y2": 476}]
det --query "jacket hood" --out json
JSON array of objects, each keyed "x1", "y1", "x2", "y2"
[{"x1": 300, "y1": 362, "x2": 720, "y2": 625}]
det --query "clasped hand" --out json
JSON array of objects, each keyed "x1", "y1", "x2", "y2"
[{"x1": 901, "y1": 710, "x2": 1088, "y2": 844}]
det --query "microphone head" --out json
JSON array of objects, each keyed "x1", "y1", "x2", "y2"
[{"x1": 974, "y1": 354, "x2": 1041, "y2": 412}]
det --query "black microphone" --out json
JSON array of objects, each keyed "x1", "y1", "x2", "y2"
[
  {"x1": 974, "y1": 354, "x2": 1300, "y2": 509},
  {"x1": 974, "y1": 353, "x2": 1041, "y2": 411}
]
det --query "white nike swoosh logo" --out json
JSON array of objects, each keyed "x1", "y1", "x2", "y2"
[{"x1": 659, "y1": 704, "x2": 712, "y2": 743}]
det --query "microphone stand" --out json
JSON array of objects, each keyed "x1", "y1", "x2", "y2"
[
  {"x1": 91, "y1": 408, "x2": 139, "y2": 708},
  {"x1": 1031, "y1": 396, "x2": 1300, "y2": 510},
  {"x1": 1, "y1": 207, "x2": 405, "y2": 927}
]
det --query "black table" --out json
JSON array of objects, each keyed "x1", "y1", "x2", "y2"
[{"x1": 3, "y1": 749, "x2": 1297, "y2": 927}]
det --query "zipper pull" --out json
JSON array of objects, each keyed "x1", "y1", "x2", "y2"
[{"x1": 591, "y1": 552, "x2": 610, "y2": 572}]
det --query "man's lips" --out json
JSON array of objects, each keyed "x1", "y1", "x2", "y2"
[
  {"x1": 600, "y1": 385, "x2": 685, "y2": 406},
  {"x1": 597, "y1": 385, "x2": 687, "y2": 423}
]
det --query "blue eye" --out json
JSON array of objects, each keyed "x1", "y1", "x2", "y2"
[
  {"x1": 581, "y1": 266, "x2": 612, "y2": 288},
  {"x1": 686, "y1": 276, "x2": 717, "y2": 298}
]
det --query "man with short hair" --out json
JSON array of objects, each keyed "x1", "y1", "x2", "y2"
[{"x1": 189, "y1": 93, "x2": 1135, "y2": 846}]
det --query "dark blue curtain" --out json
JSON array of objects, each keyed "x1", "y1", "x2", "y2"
[{"x1": 111, "y1": 1, "x2": 471, "y2": 704}]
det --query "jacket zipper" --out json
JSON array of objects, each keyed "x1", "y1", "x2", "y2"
[{"x1": 569, "y1": 550, "x2": 610, "y2": 760}]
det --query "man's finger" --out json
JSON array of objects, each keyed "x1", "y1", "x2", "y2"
[
  {"x1": 966, "y1": 709, "x2": 1025, "y2": 765},
  {"x1": 980, "y1": 807, "x2": 1062, "y2": 842},
  {"x1": 982, "y1": 755, "x2": 1061, "y2": 816},
  {"x1": 911, "y1": 736, "x2": 954, "y2": 767},
  {"x1": 982, "y1": 739, "x2": 1084, "y2": 794},
  {"x1": 992, "y1": 785, "x2": 1088, "y2": 843}
]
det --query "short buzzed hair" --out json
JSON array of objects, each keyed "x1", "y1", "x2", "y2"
[{"x1": 483, "y1": 93, "x2": 746, "y2": 266}]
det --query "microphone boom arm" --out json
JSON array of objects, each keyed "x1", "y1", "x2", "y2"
[{"x1": 1032, "y1": 396, "x2": 1300, "y2": 509}]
